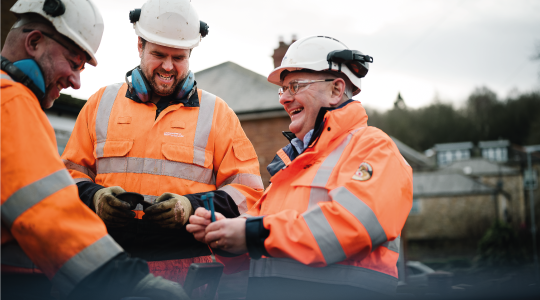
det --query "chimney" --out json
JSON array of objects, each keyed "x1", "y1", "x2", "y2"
[{"x1": 271, "y1": 35, "x2": 297, "y2": 68}]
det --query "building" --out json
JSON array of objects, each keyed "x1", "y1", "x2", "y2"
[
  {"x1": 434, "y1": 142, "x2": 474, "y2": 166},
  {"x1": 479, "y1": 140, "x2": 510, "y2": 163}
]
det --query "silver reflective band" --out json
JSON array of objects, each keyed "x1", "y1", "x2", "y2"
[
  {"x1": 330, "y1": 187, "x2": 387, "y2": 249},
  {"x1": 1, "y1": 169, "x2": 74, "y2": 228},
  {"x1": 95, "y1": 83, "x2": 122, "y2": 158},
  {"x1": 219, "y1": 185, "x2": 248, "y2": 214},
  {"x1": 52, "y1": 235, "x2": 123, "y2": 295},
  {"x1": 74, "y1": 178, "x2": 92, "y2": 183},
  {"x1": 219, "y1": 173, "x2": 264, "y2": 190},
  {"x1": 96, "y1": 157, "x2": 215, "y2": 185},
  {"x1": 193, "y1": 91, "x2": 216, "y2": 166},
  {"x1": 134, "y1": 194, "x2": 158, "y2": 211},
  {"x1": 308, "y1": 128, "x2": 363, "y2": 209},
  {"x1": 1, "y1": 74, "x2": 14, "y2": 81},
  {"x1": 63, "y1": 159, "x2": 96, "y2": 181},
  {"x1": 381, "y1": 236, "x2": 400, "y2": 253},
  {"x1": 303, "y1": 206, "x2": 346, "y2": 265},
  {"x1": 250, "y1": 257, "x2": 398, "y2": 295}
]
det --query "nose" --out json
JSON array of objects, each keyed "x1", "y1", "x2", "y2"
[
  {"x1": 69, "y1": 71, "x2": 81, "y2": 90},
  {"x1": 279, "y1": 90, "x2": 294, "y2": 105},
  {"x1": 162, "y1": 56, "x2": 173, "y2": 71}
]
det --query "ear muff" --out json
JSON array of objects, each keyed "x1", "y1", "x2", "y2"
[
  {"x1": 126, "y1": 66, "x2": 152, "y2": 102},
  {"x1": 1, "y1": 56, "x2": 46, "y2": 100},
  {"x1": 174, "y1": 70, "x2": 195, "y2": 99}
]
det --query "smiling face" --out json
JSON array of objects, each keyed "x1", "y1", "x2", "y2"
[
  {"x1": 138, "y1": 38, "x2": 190, "y2": 97},
  {"x1": 29, "y1": 31, "x2": 87, "y2": 109}
]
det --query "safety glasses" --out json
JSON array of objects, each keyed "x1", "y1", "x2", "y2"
[
  {"x1": 23, "y1": 29, "x2": 86, "y2": 72},
  {"x1": 278, "y1": 79, "x2": 334, "y2": 98}
]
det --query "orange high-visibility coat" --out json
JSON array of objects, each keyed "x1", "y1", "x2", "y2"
[
  {"x1": 61, "y1": 83, "x2": 263, "y2": 283},
  {"x1": 1, "y1": 71, "x2": 123, "y2": 296},
  {"x1": 220, "y1": 100, "x2": 412, "y2": 294}
]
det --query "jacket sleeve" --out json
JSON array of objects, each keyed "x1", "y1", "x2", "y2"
[
  {"x1": 61, "y1": 88, "x2": 104, "y2": 185},
  {"x1": 186, "y1": 99, "x2": 264, "y2": 216},
  {"x1": 252, "y1": 129, "x2": 413, "y2": 267},
  {"x1": 1, "y1": 85, "x2": 139, "y2": 297}
]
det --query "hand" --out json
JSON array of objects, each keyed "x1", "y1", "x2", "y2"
[
  {"x1": 93, "y1": 186, "x2": 135, "y2": 227},
  {"x1": 186, "y1": 207, "x2": 225, "y2": 243},
  {"x1": 205, "y1": 218, "x2": 248, "y2": 255},
  {"x1": 131, "y1": 273, "x2": 189, "y2": 300},
  {"x1": 142, "y1": 193, "x2": 193, "y2": 229}
]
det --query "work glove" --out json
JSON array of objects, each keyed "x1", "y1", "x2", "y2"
[
  {"x1": 132, "y1": 273, "x2": 190, "y2": 300},
  {"x1": 93, "y1": 186, "x2": 135, "y2": 227},
  {"x1": 142, "y1": 192, "x2": 193, "y2": 229}
]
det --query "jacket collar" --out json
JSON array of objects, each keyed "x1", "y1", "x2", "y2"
[{"x1": 267, "y1": 100, "x2": 367, "y2": 177}]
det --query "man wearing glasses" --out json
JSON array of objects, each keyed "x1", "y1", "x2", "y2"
[
  {"x1": 1, "y1": 0, "x2": 189, "y2": 299},
  {"x1": 188, "y1": 36, "x2": 413, "y2": 299}
]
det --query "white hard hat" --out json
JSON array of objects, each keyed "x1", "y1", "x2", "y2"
[
  {"x1": 10, "y1": 0, "x2": 104, "y2": 66},
  {"x1": 132, "y1": 0, "x2": 203, "y2": 49},
  {"x1": 267, "y1": 36, "x2": 373, "y2": 96}
]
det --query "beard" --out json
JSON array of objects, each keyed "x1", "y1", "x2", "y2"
[
  {"x1": 140, "y1": 61, "x2": 186, "y2": 97},
  {"x1": 36, "y1": 51, "x2": 58, "y2": 109}
]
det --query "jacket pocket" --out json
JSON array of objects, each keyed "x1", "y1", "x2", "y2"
[
  {"x1": 162, "y1": 143, "x2": 213, "y2": 168},
  {"x1": 95, "y1": 139, "x2": 133, "y2": 158},
  {"x1": 232, "y1": 138, "x2": 258, "y2": 161}
]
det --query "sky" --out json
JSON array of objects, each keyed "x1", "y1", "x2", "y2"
[{"x1": 64, "y1": 0, "x2": 540, "y2": 111}]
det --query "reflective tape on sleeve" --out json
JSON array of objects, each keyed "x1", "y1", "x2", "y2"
[
  {"x1": 219, "y1": 185, "x2": 248, "y2": 214},
  {"x1": 193, "y1": 91, "x2": 216, "y2": 166},
  {"x1": 73, "y1": 178, "x2": 92, "y2": 183},
  {"x1": 95, "y1": 83, "x2": 122, "y2": 158},
  {"x1": 1, "y1": 169, "x2": 75, "y2": 228},
  {"x1": 219, "y1": 173, "x2": 264, "y2": 190},
  {"x1": 63, "y1": 159, "x2": 96, "y2": 181},
  {"x1": 51, "y1": 235, "x2": 123, "y2": 295},
  {"x1": 303, "y1": 206, "x2": 347, "y2": 265},
  {"x1": 96, "y1": 157, "x2": 215, "y2": 185},
  {"x1": 329, "y1": 186, "x2": 387, "y2": 249},
  {"x1": 381, "y1": 236, "x2": 400, "y2": 253}
]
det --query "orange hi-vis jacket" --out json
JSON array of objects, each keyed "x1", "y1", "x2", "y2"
[
  {"x1": 1, "y1": 71, "x2": 123, "y2": 295},
  {"x1": 61, "y1": 82, "x2": 263, "y2": 284},
  {"x1": 61, "y1": 83, "x2": 263, "y2": 217},
  {"x1": 221, "y1": 100, "x2": 413, "y2": 294}
]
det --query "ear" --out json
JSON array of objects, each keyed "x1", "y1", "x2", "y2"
[
  {"x1": 24, "y1": 30, "x2": 45, "y2": 58},
  {"x1": 137, "y1": 37, "x2": 144, "y2": 58},
  {"x1": 329, "y1": 78, "x2": 346, "y2": 106}
]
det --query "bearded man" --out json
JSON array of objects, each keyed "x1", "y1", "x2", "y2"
[{"x1": 61, "y1": 0, "x2": 263, "y2": 285}]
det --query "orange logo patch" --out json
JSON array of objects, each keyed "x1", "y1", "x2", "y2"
[{"x1": 352, "y1": 162, "x2": 373, "y2": 181}]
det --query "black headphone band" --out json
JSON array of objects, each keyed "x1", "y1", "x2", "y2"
[{"x1": 1, "y1": 56, "x2": 45, "y2": 100}]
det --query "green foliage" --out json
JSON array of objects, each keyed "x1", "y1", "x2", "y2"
[
  {"x1": 367, "y1": 88, "x2": 540, "y2": 151},
  {"x1": 477, "y1": 221, "x2": 526, "y2": 268}
]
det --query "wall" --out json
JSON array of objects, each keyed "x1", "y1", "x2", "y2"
[
  {"x1": 240, "y1": 116, "x2": 291, "y2": 188},
  {"x1": 478, "y1": 174, "x2": 525, "y2": 226}
]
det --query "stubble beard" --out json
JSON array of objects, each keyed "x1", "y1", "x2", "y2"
[
  {"x1": 37, "y1": 51, "x2": 57, "y2": 109},
  {"x1": 140, "y1": 61, "x2": 186, "y2": 97}
]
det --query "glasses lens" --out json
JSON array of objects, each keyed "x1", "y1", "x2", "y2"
[
  {"x1": 290, "y1": 82, "x2": 300, "y2": 94},
  {"x1": 278, "y1": 87, "x2": 283, "y2": 97}
]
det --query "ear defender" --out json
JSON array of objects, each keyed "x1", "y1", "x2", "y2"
[
  {"x1": 126, "y1": 66, "x2": 152, "y2": 102},
  {"x1": 12, "y1": 59, "x2": 46, "y2": 95},
  {"x1": 175, "y1": 70, "x2": 195, "y2": 99}
]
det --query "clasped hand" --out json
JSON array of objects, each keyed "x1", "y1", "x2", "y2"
[{"x1": 186, "y1": 207, "x2": 248, "y2": 255}]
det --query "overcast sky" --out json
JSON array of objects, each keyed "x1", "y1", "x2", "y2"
[{"x1": 64, "y1": 0, "x2": 540, "y2": 111}]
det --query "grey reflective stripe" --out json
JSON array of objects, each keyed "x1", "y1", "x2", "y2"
[
  {"x1": 95, "y1": 83, "x2": 122, "y2": 157},
  {"x1": 52, "y1": 235, "x2": 123, "y2": 295},
  {"x1": 63, "y1": 159, "x2": 96, "y2": 181},
  {"x1": 1, "y1": 242, "x2": 37, "y2": 269},
  {"x1": 249, "y1": 257, "x2": 398, "y2": 295},
  {"x1": 1, "y1": 74, "x2": 14, "y2": 81},
  {"x1": 96, "y1": 157, "x2": 215, "y2": 185},
  {"x1": 192, "y1": 90, "x2": 216, "y2": 166},
  {"x1": 74, "y1": 178, "x2": 92, "y2": 183},
  {"x1": 219, "y1": 173, "x2": 264, "y2": 190},
  {"x1": 382, "y1": 236, "x2": 400, "y2": 253},
  {"x1": 1, "y1": 169, "x2": 74, "y2": 228},
  {"x1": 303, "y1": 206, "x2": 346, "y2": 264},
  {"x1": 330, "y1": 186, "x2": 387, "y2": 249},
  {"x1": 219, "y1": 185, "x2": 248, "y2": 214},
  {"x1": 134, "y1": 194, "x2": 158, "y2": 211},
  {"x1": 308, "y1": 128, "x2": 363, "y2": 209}
]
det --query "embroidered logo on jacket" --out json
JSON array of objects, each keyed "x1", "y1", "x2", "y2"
[
  {"x1": 164, "y1": 132, "x2": 184, "y2": 138},
  {"x1": 352, "y1": 162, "x2": 373, "y2": 181}
]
